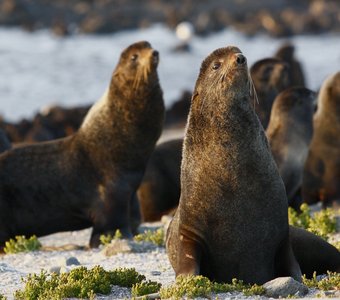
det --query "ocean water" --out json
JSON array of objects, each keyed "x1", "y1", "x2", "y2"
[{"x1": 0, "y1": 24, "x2": 339, "y2": 121}]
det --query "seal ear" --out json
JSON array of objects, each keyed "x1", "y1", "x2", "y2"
[{"x1": 191, "y1": 92, "x2": 199, "y2": 103}]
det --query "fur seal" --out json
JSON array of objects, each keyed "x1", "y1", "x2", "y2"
[
  {"x1": 0, "y1": 41, "x2": 164, "y2": 249},
  {"x1": 274, "y1": 42, "x2": 306, "y2": 87},
  {"x1": 266, "y1": 87, "x2": 315, "y2": 208},
  {"x1": 164, "y1": 90, "x2": 191, "y2": 129},
  {"x1": 302, "y1": 72, "x2": 340, "y2": 207},
  {"x1": 251, "y1": 58, "x2": 290, "y2": 129},
  {"x1": 0, "y1": 129, "x2": 11, "y2": 153},
  {"x1": 166, "y1": 46, "x2": 302, "y2": 284},
  {"x1": 137, "y1": 138, "x2": 182, "y2": 222}
]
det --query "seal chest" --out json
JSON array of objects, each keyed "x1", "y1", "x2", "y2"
[
  {"x1": 0, "y1": 41, "x2": 164, "y2": 249},
  {"x1": 166, "y1": 46, "x2": 301, "y2": 284}
]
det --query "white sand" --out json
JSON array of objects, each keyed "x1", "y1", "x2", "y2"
[{"x1": 0, "y1": 224, "x2": 339, "y2": 299}]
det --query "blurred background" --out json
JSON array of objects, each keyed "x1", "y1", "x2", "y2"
[{"x1": 0, "y1": 0, "x2": 339, "y2": 121}]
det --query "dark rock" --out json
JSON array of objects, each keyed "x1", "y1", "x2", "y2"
[{"x1": 65, "y1": 256, "x2": 81, "y2": 266}]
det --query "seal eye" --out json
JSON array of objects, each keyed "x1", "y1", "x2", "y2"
[
  {"x1": 212, "y1": 62, "x2": 221, "y2": 70},
  {"x1": 131, "y1": 54, "x2": 138, "y2": 61}
]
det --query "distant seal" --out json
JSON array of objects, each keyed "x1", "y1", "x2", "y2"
[
  {"x1": 0, "y1": 129, "x2": 11, "y2": 153},
  {"x1": 25, "y1": 104, "x2": 91, "y2": 143},
  {"x1": 166, "y1": 46, "x2": 302, "y2": 284},
  {"x1": 164, "y1": 90, "x2": 191, "y2": 129},
  {"x1": 302, "y1": 72, "x2": 340, "y2": 207},
  {"x1": 274, "y1": 42, "x2": 306, "y2": 87},
  {"x1": 0, "y1": 41, "x2": 164, "y2": 249},
  {"x1": 266, "y1": 87, "x2": 315, "y2": 208},
  {"x1": 251, "y1": 58, "x2": 290, "y2": 129},
  {"x1": 137, "y1": 138, "x2": 182, "y2": 222}
]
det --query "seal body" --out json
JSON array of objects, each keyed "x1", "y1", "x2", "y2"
[
  {"x1": 302, "y1": 72, "x2": 340, "y2": 207},
  {"x1": 289, "y1": 226, "x2": 340, "y2": 277},
  {"x1": 266, "y1": 87, "x2": 315, "y2": 207},
  {"x1": 137, "y1": 138, "x2": 182, "y2": 221},
  {"x1": 275, "y1": 42, "x2": 306, "y2": 87},
  {"x1": 251, "y1": 58, "x2": 290, "y2": 129},
  {"x1": 166, "y1": 46, "x2": 301, "y2": 284},
  {"x1": 0, "y1": 41, "x2": 164, "y2": 248}
]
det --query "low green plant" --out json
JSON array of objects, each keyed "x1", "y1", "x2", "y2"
[
  {"x1": 302, "y1": 271, "x2": 340, "y2": 290},
  {"x1": 14, "y1": 266, "x2": 150, "y2": 300},
  {"x1": 213, "y1": 278, "x2": 265, "y2": 296},
  {"x1": 4, "y1": 235, "x2": 41, "y2": 254},
  {"x1": 99, "y1": 229, "x2": 123, "y2": 245},
  {"x1": 160, "y1": 275, "x2": 212, "y2": 299},
  {"x1": 288, "y1": 204, "x2": 312, "y2": 229},
  {"x1": 110, "y1": 267, "x2": 146, "y2": 287},
  {"x1": 134, "y1": 228, "x2": 165, "y2": 246},
  {"x1": 0, "y1": 294, "x2": 7, "y2": 300},
  {"x1": 288, "y1": 204, "x2": 336, "y2": 239},
  {"x1": 131, "y1": 280, "x2": 162, "y2": 297},
  {"x1": 159, "y1": 275, "x2": 265, "y2": 299}
]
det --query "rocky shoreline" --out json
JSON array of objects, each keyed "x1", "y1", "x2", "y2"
[{"x1": 0, "y1": 0, "x2": 340, "y2": 37}]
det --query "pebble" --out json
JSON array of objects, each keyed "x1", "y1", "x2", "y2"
[
  {"x1": 150, "y1": 271, "x2": 161, "y2": 276},
  {"x1": 65, "y1": 256, "x2": 81, "y2": 266},
  {"x1": 263, "y1": 276, "x2": 309, "y2": 298}
]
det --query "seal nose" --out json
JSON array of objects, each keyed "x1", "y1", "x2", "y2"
[
  {"x1": 152, "y1": 50, "x2": 159, "y2": 58},
  {"x1": 236, "y1": 53, "x2": 246, "y2": 65}
]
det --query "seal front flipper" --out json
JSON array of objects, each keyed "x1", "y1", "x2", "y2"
[
  {"x1": 275, "y1": 234, "x2": 302, "y2": 282},
  {"x1": 89, "y1": 183, "x2": 134, "y2": 248},
  {"x1": 174, "y1": 230, "x2": 202, "y2": 276},
  {"x1": 166, "y1": 216, "x2": 203, "y2": 276}
]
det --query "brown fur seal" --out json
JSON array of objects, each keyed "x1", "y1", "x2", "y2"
[
  {"x1": 251, "y1": 58, "x2": 290, "y2": 129},
  {"x1": 302, "y1": 72, "x2": 340, "y2": 207},
  {"x1": 266, "y1": 87, "x2": 315, "y2": 208},
  {"x1": 164, "y1": 90, "x2": 191, "y2": 129},
  {"x1": 274, "y1": 42, "x2": 306, "y2": 87},
  {"x1": 0, "y1": 41, "x2": 164, "y2": 249},
  {"x1": 166, "y1": 46, "x2": 302, "y2": 284},
  {"x1": 137, "y1": 138, "x2": 182, "y2": 222}
]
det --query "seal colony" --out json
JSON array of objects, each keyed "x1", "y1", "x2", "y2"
[
  {"x1": 0, "y1": 41, "x2": 165, "y2": 249},
  {"x1": 166, "y1": 46, "x2": 302, "y2": 284}
]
